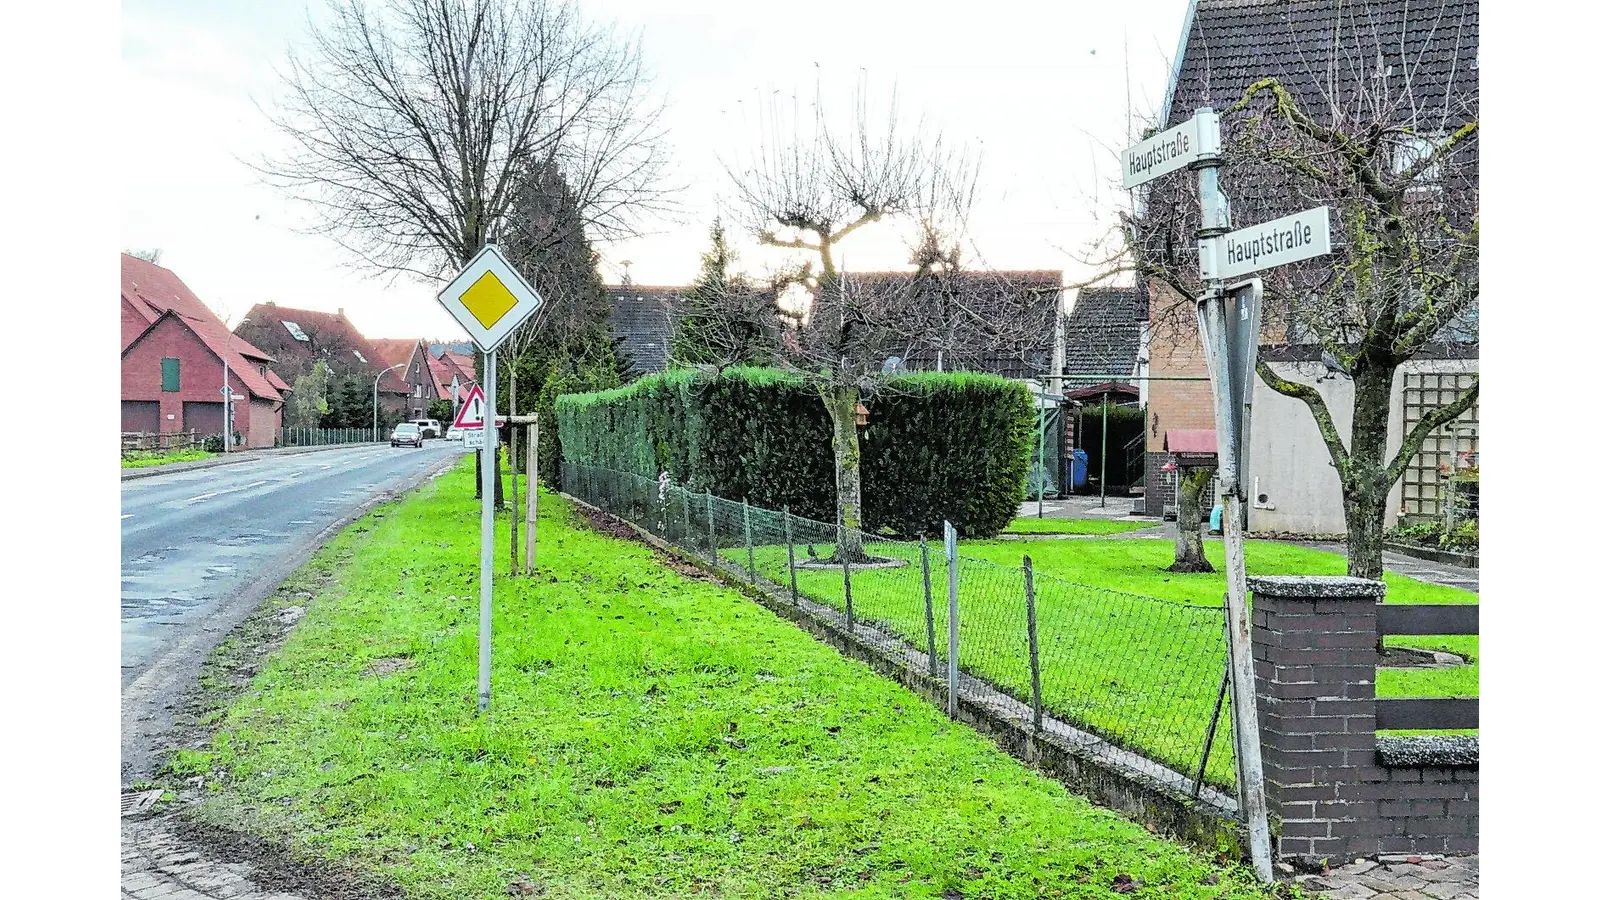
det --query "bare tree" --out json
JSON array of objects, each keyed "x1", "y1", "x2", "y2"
[
  {"x1": 717, "y1": 84, "x2": 1050, "y2": 554},
  {"x1": 259, "y1": 0, "x2": 672, "y2": 279},
  {"x1": 125, "y1": 247, "x2": 163, "y2": 265},
  {"x1": 1115, "y1": 3, "x2": 1479, "y2": 578}
]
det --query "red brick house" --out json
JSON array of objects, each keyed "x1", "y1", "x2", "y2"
[
  {"x1": 121, "y1": 254, "x2": 289, "y2": 447},
  {"x1": 233, "y1": 303, "x2": 410, "y2": 424}
]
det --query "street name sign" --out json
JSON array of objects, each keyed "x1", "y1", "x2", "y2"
[
  {"x1": 437, "y1": 244, "x2": 545, "y2": 353},
  {"x1": 1204, "y1": 206, "x2": 1332, "y2": 280},
  {"x1": 1121, "y1": 109, "x2": 1220, "y2": 189}
]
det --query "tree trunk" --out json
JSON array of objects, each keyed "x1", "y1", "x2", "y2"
[
  {"x1": 1170, "y1": 466, "x2": 1216, "y2": 573},
  {"x1": 822, "y1": 381, "x2": 866, "y2": 562},
  {"x1": 1343, "y1": 366, "x2": 1396, "y2": 579}
]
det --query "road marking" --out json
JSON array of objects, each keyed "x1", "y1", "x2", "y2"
[
  {"x1": 182, "y1": 492, "x2": 221, "y2": 503},
  {"x1": 121, "y1": 514, "x2": 134, "y2": 520},
  {"x1": 319, "y1": 464, "x2": 333, "y2": 469},
  {"x1": 244, "y1": 480, "x2": 269, "y2": 489}
]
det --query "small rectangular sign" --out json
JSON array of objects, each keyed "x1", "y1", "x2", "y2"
[
  {"x1": 463, "y1": 428, "x2": 485, "y2": 449},
  {"x1": 1211, "y1": 206, "x2": 1332, "y2": 279},
  {"x1": 1122, "y1": 116, "x2": 1203, "y2": 189}
]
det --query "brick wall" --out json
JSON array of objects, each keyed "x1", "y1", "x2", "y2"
[
  {"x1": 1250, "y1": 576, "x2": 1478, "y2": 865},
  {"x1": 1144, "y1": 281, "x2": 1215, "y2": 510}
]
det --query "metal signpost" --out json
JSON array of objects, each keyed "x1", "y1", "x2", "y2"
[
  {"x1": 1123, "y1": 107, "x2": 1331, "y2": 884},
  {"x1": 436, "y1": 243, "x2": 544, "y2": 712}
]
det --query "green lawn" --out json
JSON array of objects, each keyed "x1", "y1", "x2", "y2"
[
  {"x1": 172, "y1": 461, "x2": 1276, "y2": 900},
  {"x1": 1001, "y1": 517, "x2": 1156, "y2": 536},
  {"x1": 715, "y1": 526, "x2": 1477, "y2": 788},
  {"x1": 122, "y1": 448, "x2": 215, "y2": 468}
]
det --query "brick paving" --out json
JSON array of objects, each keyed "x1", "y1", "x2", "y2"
[
  {"x1": 123, "y1": 815, "x2": 309, "y2": 900},
  {"x1": 1296, "y1": 855, "x2": 1479, "y2": 899}
]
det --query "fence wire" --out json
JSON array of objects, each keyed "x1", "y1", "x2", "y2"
[{"x1": 563, "y1": 462, "x2": 1237, "y2": 797}]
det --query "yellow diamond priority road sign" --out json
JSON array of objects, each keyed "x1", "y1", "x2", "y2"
[{"x1": 437, "y1": 244, "x2": 544, "y2": 352}]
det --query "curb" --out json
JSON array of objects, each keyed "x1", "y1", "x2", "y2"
[
  {"x1": 1385, "y1": 541, "x2": 1479, "y2": 569},
  {"x1": 121, "y1": 442, "x2": 386, "y2": 481}
]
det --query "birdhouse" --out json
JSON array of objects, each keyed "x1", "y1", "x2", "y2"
[{"x1": 854, "y1": 402, "x2": 870, "y2": 426}]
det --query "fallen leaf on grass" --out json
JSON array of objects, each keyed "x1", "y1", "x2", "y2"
[{"x1": 1111, "y1": 873, "x2": 1140, "y2": 893}]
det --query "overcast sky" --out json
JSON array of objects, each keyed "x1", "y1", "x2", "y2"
[{"x1": 122, "y1": 0, "x2": 1192, "y2": 341}]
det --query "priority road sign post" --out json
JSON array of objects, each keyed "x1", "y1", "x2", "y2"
[
  {"x1": 1122, "y1": 106, "x2": 1333, "y2": 884},
  {"x1": 436, "y1": 243, "x2": 545, "y2": 712}
]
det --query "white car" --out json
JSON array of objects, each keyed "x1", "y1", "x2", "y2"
[
  {"x1": 411, "y1": 419, "x2": 441, "y2": 439},
  {"x1": 445, "y1": 426, "x2": 463, "y2": 441}
]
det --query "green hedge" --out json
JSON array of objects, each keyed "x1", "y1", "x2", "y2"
[
  {"x1": 554, "y1": 368, "x2": 1032, "y2": 537},
  {"x1": 859, "y1": 372, "x2": 1033, "y2": 538}
]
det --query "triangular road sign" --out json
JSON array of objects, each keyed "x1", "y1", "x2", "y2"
[{"x1": 453, "y1": 384, "x2": 487, "y2": 429}]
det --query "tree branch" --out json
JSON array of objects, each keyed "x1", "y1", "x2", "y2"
[
  {"x1": 1255, "y1": 358, "x2": 1351, "y2": 479},
  {"x1": 1384, "y1": 377, "x2": 1478, "y2": 488}
]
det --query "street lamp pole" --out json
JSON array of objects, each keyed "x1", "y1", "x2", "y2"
[
  {"x1": 223, "y1": 316, "x2": 249, "y2": 453},
  {"x1": 374, "y1": 363, "x2": 407, "y2": 442}
]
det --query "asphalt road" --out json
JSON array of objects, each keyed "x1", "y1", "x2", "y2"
[{"x1": 120, "y1": 440, "x2": 465, "y2": 782}]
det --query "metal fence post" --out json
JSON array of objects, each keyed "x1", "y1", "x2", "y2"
[
  {"x1": 1023, "y1": 555, "x2": 1043, "y2": 733},
  {"x1": 920, "y1": 538, "x2": 937, "y2": 676},
  {"x1": 706, "y1": 492, "x2": 718, "y2": 560},
  {"x1": 944, "y1": 520, "x2": 959, "y2": 717},
  {"x1": 784, "y1": 507, "x2": 798, "y2": 603},
  {"x1": 743, "y1": 499, "x2": 755, "y2": 577},
  {"x1": 840, "y1": 519, "x2": 854, "y2": 632},
  {"x1": 683, "y1": 488, "x2": 693, "y2": 549}
]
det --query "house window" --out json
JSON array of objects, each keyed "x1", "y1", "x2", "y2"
[
  {"x1": 282, "y1": 320, "x2": 311, "y2": 342},
  {"x1": 414, "y1": 385, "x2": 423, "y2": 398},
  {"x1": 161, "y1": 358, "x2": 181, "y2": 392},
  {"x1": 259, "y1": 365, "x2": 267, "y2": 377}
]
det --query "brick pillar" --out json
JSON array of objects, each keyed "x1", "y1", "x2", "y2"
[{"x1": 1249, "y1": 575, "x2": 1385, "y2": 865}]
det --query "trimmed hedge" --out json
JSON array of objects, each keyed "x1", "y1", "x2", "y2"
[
  {"x1": 554, "y1": 368, "x2": 1032, "y2": 537},
  {"x1": 860, "y1": 372, "x2": 1033, "y2": 538}
]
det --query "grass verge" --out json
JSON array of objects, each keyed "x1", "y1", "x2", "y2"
[
  {"x1": 122, "y1": 448, "x2": 216, "y2": 468},
  {"x1": 172, "y1": 460, "x2": 1280, "y2": 900}
]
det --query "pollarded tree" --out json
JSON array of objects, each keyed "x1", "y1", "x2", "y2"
[
  {"x1": 1121, "y1": 5, "x2": 1479, "y2": 579},
  {"x1": 710, "y1": 85, "x2": 1055, "y2": 554}
]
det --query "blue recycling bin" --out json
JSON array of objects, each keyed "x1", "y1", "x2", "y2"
[
  {"x1": 1209, "y1": 504, "x2": 1223, "y2": 533},
  {"x1": 1071, "y1": 449, "x2": 1088, "y2": 489}
]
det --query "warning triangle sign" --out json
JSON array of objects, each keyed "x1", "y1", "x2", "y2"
[{"x1": 453, "y1": 385, "x2": 487, "y2": 429}]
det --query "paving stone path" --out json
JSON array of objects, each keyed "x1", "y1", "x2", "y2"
[
  {"x1": 1296, "y1": 854, "x2": 1479, "y2": 899},
  {"x1": 123, "y1": 815, "x2": 309, "y2": 900}
]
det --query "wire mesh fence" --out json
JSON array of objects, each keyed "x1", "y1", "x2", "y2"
[{"x1": 563, "y1": 461, "x2": 1237, "y2": 799}]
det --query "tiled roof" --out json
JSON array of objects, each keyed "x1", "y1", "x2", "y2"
[
  {"x1": 1166, "y1": 0, "x2": 1478, "y2": 130},
  {"x1": 1063, "y1": 286, "x2": 1146, "y2": 392},
  {"x1": 236, "y1": 303, "x2": 408, "y2": 393},
  {"x1": 607, "y1": 286, "x2": 688, "y2": 376},
  {"x1": 440, "y1": 350, "x2": 477, "y2": 383},
  {"x1": 120, "y1": 254, "x2": 284, "y2": 401},
  {"x1": 370, "y1": 338, "x2": 422, "y2": 370},
  {"x1": 849, "y1": 270, "x2": 1062, "y2": 380}
]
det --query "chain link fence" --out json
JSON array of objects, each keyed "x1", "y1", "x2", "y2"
[{"x1": 563, "y1": 461, "x2": 1238, "y2": 800}]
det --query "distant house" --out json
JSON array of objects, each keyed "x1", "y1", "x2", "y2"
[
  {"x1": 606, "y1": 271, "x2": 1064, "y2": 381},
  {"x1": 607, "y1": 285, "x2": 687, "y2": 376},
  {"x1": 847, "y1": 269, "x2": 1063, "y2": 381},
  {"x1": 371, "y1": 339, "x2": 479, "y2": 420},
  {"x1": 1141, "y1": 0, "x2": 1479, "y2": 531},
  {"x1": 233, "y1": 304, "x2": 410, "y2": 423},
  {"x1": 121, "y1": 254, "x2": 289, "y2": 447},
  {"x1": 1061, "y1": 285, "x2": 1148, "y2": 405}
]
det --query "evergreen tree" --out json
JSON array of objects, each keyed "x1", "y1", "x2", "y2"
[
  {"x1": 287, "y1": 360, "x2": 332, "y2": 428},
  {"x1": 670, "y1": 219, "x2": 775, "y2": 367}
]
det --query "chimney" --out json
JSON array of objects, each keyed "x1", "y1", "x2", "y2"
[{"x1": 337, "y1": 308, "x2": 345, "y2": 318}]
